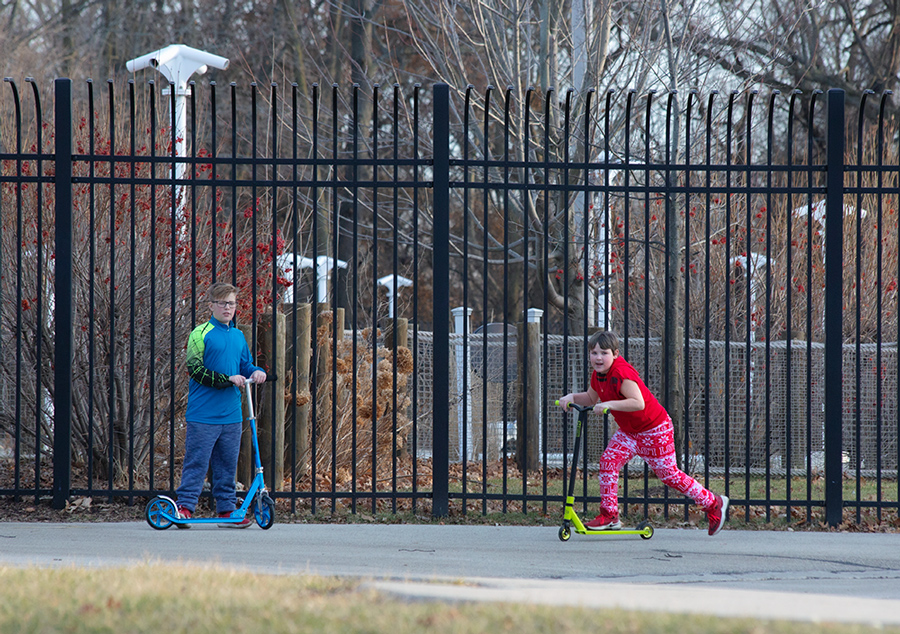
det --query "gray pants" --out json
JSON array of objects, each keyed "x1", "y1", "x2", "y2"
[{"x1": 176, "y1": 420, "x2": 242, "y2": 514}]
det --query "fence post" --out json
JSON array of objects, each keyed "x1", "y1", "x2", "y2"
[
  {"x1": 257, "y1": 312, "x2": 285, "y2": 491},
  {"x1": 291, "y1": 302, "x2": 312, "y2": 476},
  {"x1": 52, "y1": 78, "x2": 74, "y2": 510},
  {"x1": 517, "y1": 308, "x2": 543, "y2": 473},
  {"x1": 432, "y1": 83, "x2": 450, "y2": 517},
  {"x1": 824, "y1": 88, "x2": 845, "y2": 527}
]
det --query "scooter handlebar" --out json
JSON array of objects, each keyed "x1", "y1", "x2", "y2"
[
  {"x1": 243, "y1": 373, "x2": 276, "y2": 387},
  {"x1": 555, "y1": 400, "x2": 609, "y2": 415}
]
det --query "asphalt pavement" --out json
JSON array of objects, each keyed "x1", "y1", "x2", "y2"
[{"x1": 1, "y1": 521, "x2": 899, "y2": 626}]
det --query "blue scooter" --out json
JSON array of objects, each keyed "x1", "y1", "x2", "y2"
[{"x1": 145, "y1": 377, "x2": 275, "y2": 530}]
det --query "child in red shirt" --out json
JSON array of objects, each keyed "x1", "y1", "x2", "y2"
[{"x1": 558, "y1": 331, "x2": 728, "y2": 535}]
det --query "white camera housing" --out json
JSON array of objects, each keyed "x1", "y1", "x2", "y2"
[{"x1": 126, "y1": 44, "x2": 229, "y2": 88}]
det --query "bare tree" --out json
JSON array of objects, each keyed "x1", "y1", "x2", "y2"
[{"x1": 680, "y1": 0, "x2": 900, "y2": 124}]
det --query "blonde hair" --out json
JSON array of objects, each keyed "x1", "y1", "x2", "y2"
[{"x1": 207, "y1": 282, "x2": 238, "y2": 302}]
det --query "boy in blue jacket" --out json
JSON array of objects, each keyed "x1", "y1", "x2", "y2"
[{"x1": 175, "y1": 282, "x2": 266, "y2": 528}]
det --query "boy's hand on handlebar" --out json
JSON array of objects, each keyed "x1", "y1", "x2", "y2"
[
  {"x1": 229, "y1": 371, "x2": 266, "y2": 387},
  {"x1": 593, "y1": 403, "x2": 610, "y2": 415},
  {"x1": 557, "y1": 394, "x2": 575, "y2": 411}
]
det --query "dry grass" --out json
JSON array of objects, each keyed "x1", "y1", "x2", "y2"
[{"x1": 0, "y1": 564, "x2": 895, "y2": 634}]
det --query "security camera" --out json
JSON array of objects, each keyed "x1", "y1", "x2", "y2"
[{"x1": 126, "y1": 45, "x2": 229, "y2": 79}]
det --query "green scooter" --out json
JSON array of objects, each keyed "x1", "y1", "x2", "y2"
[{"x1": 556, "y1": 401, "x2": 653, "y2": 541}]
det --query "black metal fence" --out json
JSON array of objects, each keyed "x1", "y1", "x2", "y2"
[{"x1": 1, "y1": 78, "x2": 898, "y2": 527}]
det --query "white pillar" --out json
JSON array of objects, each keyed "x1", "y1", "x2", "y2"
[
  {"x1": 451, "y1": 306, "x2": 473, "y2": 461},
  {"x1": 526, "y1": 308, "x2": 544, "y2": 454},
  {"x1": 589, "y1": 193, "x2": 608, "y2": 329},
  {"x1": 316, "y1": 256, "x2": 348, "y2": 304},
  {"x1": 276, "y1": 254, "x2": 347, "y2": 305},
  {"x1": 378, "y1": 274, "x2": 413, "y2": 318}
]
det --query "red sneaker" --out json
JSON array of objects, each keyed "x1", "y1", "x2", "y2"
[
  {"x1": 176, "y1": 506, "x2": 192, "y2": 529},
  {"x1": 218, "y1": 511, "x2": 252, "y2": 528},
  {"x1": 706, "y1": 494, "x2": 729, "y2": 536},
  {"x1": 585, "y1": 510, "x2": 622, "y2": 530}
]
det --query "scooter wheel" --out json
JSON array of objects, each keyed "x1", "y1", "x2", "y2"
[
  {"x1": 145, "y1": 496, "x2": 175, "y2": 530},
  {"x1": 254, "y1": 494, "x2": 276, "y2": 530},
  {"x1": 637, "y1": 520, "x2": 654, "y2": 540},
  {"x1": 558, "y1": 525, "x2": 571, "y2": 542}
]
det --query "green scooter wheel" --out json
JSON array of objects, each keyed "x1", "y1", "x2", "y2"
[
  {"x1": 558, "y1": 525, "x2": 571, "y2": 542},
  {"x1": 637, "y1": 520, "x2": 654, "y2": 540}
]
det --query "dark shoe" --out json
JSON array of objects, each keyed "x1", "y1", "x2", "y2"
[
  {"x1": 585, "y1": 510, "x2": 622, "y2": 530},
  {"x1": 707, "y1": 494, "x2": 729, "y2": 536},
  {"x1": 218, "y1": 511, "x2": 252, "y2": 528},
  {"x1": 176, "y1": 506, "x2": 192, "y2": 529}
]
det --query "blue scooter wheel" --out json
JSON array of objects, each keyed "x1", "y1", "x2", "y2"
[
  {"x1": 146, "y1": 496, "x2": 176, "y2": 530},
  {"x1": 254, "y1": 494, "x2": 275, "y2": 530}
]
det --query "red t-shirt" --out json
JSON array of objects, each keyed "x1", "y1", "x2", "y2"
[{"x1": 590, "y1": 355, "x2": 667, "y2": 434}]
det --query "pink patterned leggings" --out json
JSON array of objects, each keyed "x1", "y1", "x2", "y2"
[{"x1": 598, "y1": 417, "x2": 715, "y2": 515}]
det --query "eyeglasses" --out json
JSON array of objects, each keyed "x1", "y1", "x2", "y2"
[{"x1": 211, "y1": 300, "x2": 237, "y2": 308}]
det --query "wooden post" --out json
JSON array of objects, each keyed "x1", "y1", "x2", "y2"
[
  {"x1": 316, "y1": 305, "x2": 343, "y2": 454},
  {"x1": 283, "y1": 302, "x2": 296, "y2": 477},
  {"x1": 517, "y1": 309, "x2": 542, "y2": 472},
  {"x1": 316, "y1": 304, "x2": 344, "y2": 385},
  {"x1": 315, "y1": 303, "x2": 331, "y2": 395},
  {"x1": 335, "y1": 308, "x2": 345, "y2": 345},
  {"x1": 292, "y1": 303, "x2": 312, "y2": 476},
  {"x1": 315, "y1": 303, "x2": 331, "y2": 458},
  {"x1": 384, "y1": 318, "x2": 409, "y2": 459},
  {"x1": 383, "y1": 317, "x2": 408, "y2": 351}
]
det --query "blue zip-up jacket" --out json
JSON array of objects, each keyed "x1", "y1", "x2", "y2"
[{"x1": 185, "y1": 318, "x2": 263, "y2": 424}]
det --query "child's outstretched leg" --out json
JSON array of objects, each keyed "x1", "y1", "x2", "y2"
[
  {"x1": 638, "y1": 419, "x2": 729, "y2": 535},
  {"x1": 587, "y1": 430, "x2": 636, "y2": 529}
]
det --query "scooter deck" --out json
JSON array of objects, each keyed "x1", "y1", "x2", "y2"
[
  {"x1": 559, "y1": 519, "x2": 654, "y2": 541},
  {"x1": 577, "y1": 525, "x2": 651, "y2": 536},
  {"x1": 164, "y1": 512, "x2": 249, "y2": 526}
]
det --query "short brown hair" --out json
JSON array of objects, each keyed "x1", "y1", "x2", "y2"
[
  {"x1": 207, "y1": 282, "x2": 238, "y2": 302},
  {"x1": 589, "y1": 330, "x2": 619, "y2": 353}
]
